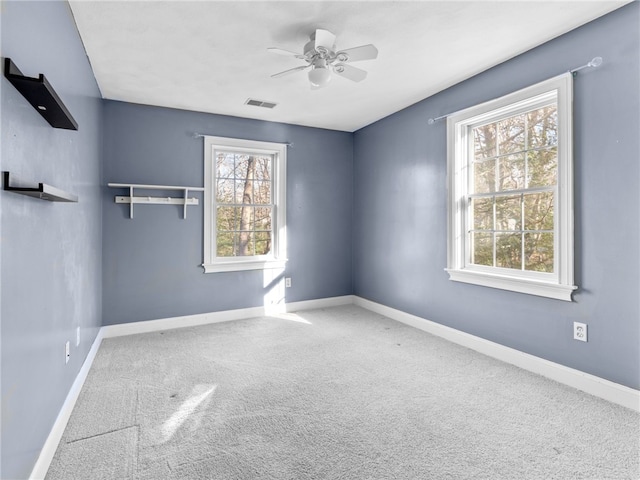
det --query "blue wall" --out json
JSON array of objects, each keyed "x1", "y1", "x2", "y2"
[
  {"x1": 353, "y1": 3, "x2": 639, "y2": 390},
  {"x1": 0, "y1": 2, "x2": 103, "y2": 479},
  {"x1": 102, "y1": 101, "x2": 353, "y2": 325}
]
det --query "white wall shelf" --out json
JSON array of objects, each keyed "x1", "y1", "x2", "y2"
[{"x1": 108, "y1": 183, "x2": 205, "y2": 219}]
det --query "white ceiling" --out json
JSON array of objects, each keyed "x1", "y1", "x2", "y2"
[{"x1": 69, "y1": 1, "x2": 629, "y2": 132}]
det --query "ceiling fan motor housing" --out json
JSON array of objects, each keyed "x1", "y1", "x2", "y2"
[
  {"x1": 305, "y1": 29, "x2": 339, "y2": 58},
  {"x1": 304, "y1": 41, "x2": 334, "y2": 59}
]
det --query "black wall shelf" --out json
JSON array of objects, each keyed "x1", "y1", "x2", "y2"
[
  {"x1": 3, "y1": 172, "x2": 78, "y2": 202},
  {"x1": 3, "y1": 58, "x2": 78, "y2": 130}
]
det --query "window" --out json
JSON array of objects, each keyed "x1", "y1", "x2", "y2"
[
  {"x1": 203, "y1": 136, "x2": 287, "y2": 273},
  {"x1": 446, "y1": 74, "x2": 576, "y2": 301}
]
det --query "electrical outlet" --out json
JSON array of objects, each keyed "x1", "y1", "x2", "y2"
[
  {"x1": 65, "y1": 341, "x2": 70, "y2": 364},
  {"x1": 76, "y1": 327, "x2": 80, "y2": 347},
  {"x1": 573, "y1": 322, "x2": 587, "y2": 342},
  {"x1": 285, "y1": 277, "x2": 292, "y2": 288}
]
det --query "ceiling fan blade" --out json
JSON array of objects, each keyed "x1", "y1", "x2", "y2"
[
  {"x1": 267, "y1": 47, "x2": 305, "y2": 59},
  {"x1": 314, "y1": 29, "x2": 336, "y2": 52},
  {"x1": 336, "y1": 44, "x2": 378, "y2": 63},
  {"x1": 271, "y1": 65, "x2": 310, "y2": 78},
  {"x1": 333, "y1": 64, "x2": 368, "y2": 82}
]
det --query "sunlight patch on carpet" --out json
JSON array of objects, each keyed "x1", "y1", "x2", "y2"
[
  {"x1": 160, "y1": 384, "x2": 217, "y2": 443},
  {"x1": 271, "y1": 312, "x2": 312, "y2": 324}
]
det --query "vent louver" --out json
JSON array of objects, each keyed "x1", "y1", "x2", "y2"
[{"x1": 245, "y1": 98, "x2": 277, "y2": 109}]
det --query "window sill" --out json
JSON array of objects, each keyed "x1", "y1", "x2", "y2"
[
  {"x1": 445, "y1": 268, "x2": 576, "y2": 301},
  {"x1": 203, "y1": 259, "x2": 287, "y2": 273}
]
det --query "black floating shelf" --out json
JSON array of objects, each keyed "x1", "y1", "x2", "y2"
[
  {"x1": 3, "y1": 58, "x2": 78, "y2": 130},
  {"x1": 3, "y1": 172, "x2": 78, "y2": 202}
]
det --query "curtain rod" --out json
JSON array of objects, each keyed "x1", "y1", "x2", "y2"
[
  {"x1": 192, "y1": 132, "x2": 293, "y2": 148},
  {"x1": 427, "y1": 56, "x2": 603, "y2": 125}
]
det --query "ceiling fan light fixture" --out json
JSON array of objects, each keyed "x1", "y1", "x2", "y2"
[
  {"x1": 308, "y1": 66, "x2": 332, "y2": 87},
  {"x1": 269, "y1": 29, "x2": 378, "y2": 87}
]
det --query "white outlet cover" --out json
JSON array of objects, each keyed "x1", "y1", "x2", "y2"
[
  {"x1": 76, "y1": 326, "x2": 81, "y2": 346},
  {"x1": 573, "y1": 322, "x2": 588, "y2": 342},
  {"x1": 65, "y1": 341, "x2": 70, "y2": 363},
  {"x1": 285, "y1": 277, "x2": 292, "y2": 288}
]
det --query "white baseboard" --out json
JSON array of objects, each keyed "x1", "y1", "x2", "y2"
[
  {"x1": 283, "y1": 295, "x2": 355, "y2": 313},
  {"x1": 29, "y1": 328, "x2": 105, "y2": 480},
  {"x1": 101, "y1": 295, "x2": 355, "y2": 338},
  {"x1": 353, "y1": 296, "x2": 640, "y2": 413}
]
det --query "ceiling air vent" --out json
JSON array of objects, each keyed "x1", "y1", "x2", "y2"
[{"x1": 245, "y1": 98, "x2": 277, "y2": 109}]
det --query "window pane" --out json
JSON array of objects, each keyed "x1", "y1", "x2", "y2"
[
  {"x1": 216, "y1": 232, "x2": 235, "y2": 257},
  {"x1": 473, "y1": 123, "x2": 497, "y2": 160},
  {"x1": 234, "y1": 154, "x2": 250, "y2": 180},
  {"x1": 527, "y1": 147, "x2": 557, "y2": 188},
  {"x1": 237, "y1": 231, "x2": 254, "y2": 256},
  {"x1": 524, "y1": 192, "x2": 554, "y2": 231},
  {"x1": 496, "y1": 195, "x2": 521, "y2": 231},
  {"x1": 216, "y1": 178, "x2": 234, "y2": 204},
  {"x1": 471, "y1": 232, "x2": 493, "y2": 266},
  {"x1": 498, "y1": 114, "x2": 525, "y2": 154},
  {"x1": 216, "y1": 152, "x2": 235, "y2": 179},
  {"x1": 472, "y1": 197, "x2": 493, "y2": 231},
  {"x1": 235, "y1": 180, "x2": 252, "y2": 203},
  {"x1": 216, "y1": 206, "x2": 239, "y2": 231},
  {"x1": 238, "y1": 205, "x2": 254, "y2": 231},
  {"x1": 496, "y1": 233, "x2": 522, "y2": 270},
  {"x1": 497, "y1": 154, "x2": 525, "y2": 191},
  {"x1": 254, "y1": 231, "x2": 272, "y2": 256},
  {"x1": 254, "y1": 207, "x2": 272, "y2": 231},
  {"x1": 525, "y1": 232, "x2": 554, "y2": 272},
  {"x1": 253, "y1": 181, "x2": 271, "y2": 204},
  {"x1": 527, "y1": 106, "x2": 557, "y2": 148},
  {"x1": 253, "y1": 156, "x2": 272, "y2": 181},
  {"x1": 473, "y1": 159, "x2": 496, "y2": 194}
]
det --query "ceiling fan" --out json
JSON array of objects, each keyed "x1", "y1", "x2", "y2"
[{"x1": 268, "y1": 29, "x2": 378, "y2": 88}]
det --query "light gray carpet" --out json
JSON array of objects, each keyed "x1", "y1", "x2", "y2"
[{"x1": 46, "y1": 305, "x2": 640, "y2": 479}]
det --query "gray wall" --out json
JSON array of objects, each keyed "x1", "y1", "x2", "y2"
[
  {"x1": 1, "y1": 2, "x2": 103, "y2": 479},
  {"x1": 353, "y1": 3, "x2": 639, "y2": 390},
  {"x1": 102, "y1": 101, "x2": 353, "y2": 325}
]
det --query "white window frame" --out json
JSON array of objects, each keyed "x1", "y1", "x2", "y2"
[
  {"x1": 203, "y1": 136, "x2": 287, "y2": 273},
  {"x1": 446, "y1": 74, "x2": 577, "y2": 301}
]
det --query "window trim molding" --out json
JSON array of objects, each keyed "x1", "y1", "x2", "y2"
[
  {"x1": 202, "y1": 135, "x2": 287, "y2": 273},
  {"x1": 446, "y1": 73, "x2": 576, "y2": 301}
]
